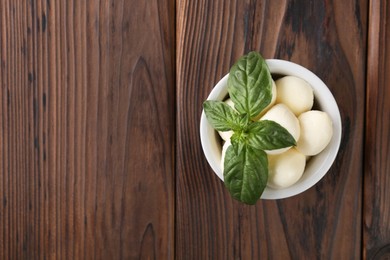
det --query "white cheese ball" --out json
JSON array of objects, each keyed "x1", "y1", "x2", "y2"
[
  {"x1": 218, "y1": 99, "x2": 235, "y2": 141},
  {"x1": 253, "y1": 80, "x2": 277, "y2": 120},
  {"x1": 296, "y1": 110, "x2": 333, "y2": 156},
  {"x1": 275, "y1": 76, "x2": 314, "y2": 116},
  {"x1": 267, "y1": 148, "x2": 306, "y2": 189},
  {"x1": 220, "y1": 140, "x2": 231, "y2": 172},
  {"x1": 260, "y1": 103, "x2": 300, "y2": 154}
]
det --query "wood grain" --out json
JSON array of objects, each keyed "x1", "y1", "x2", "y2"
[
  {"x1": 176, "y1": 0, "x2": 366, "y2": 258},
  {"x1": 2, "y1": 0, "x2": 390, "y2": 258},
  {"x1": 364, "y1": 0, "x2": 390, "y2": 259},
  {"x1": 0, "y1": 0, "x2": 175, "y2": 259}
]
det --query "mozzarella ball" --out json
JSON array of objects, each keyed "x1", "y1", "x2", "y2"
[
  {"x1": 267, "y1": 148, "x2": 306, "y2": 189},
  {"x1": 220, "y1": 140, "x2": 231, "y2": 172},
  {"x1": 253, "y1": 80, "x2": 277, "y2": 120},
  {"x1": 218, "y1": 98, "x2": 235, "y2": 141},
  {"x1": 296, "y1": 110, "x2": 333, "y2": 156},
  {"x1": 260, "y1": 103, "x2": 300, "y2": 154},
  {"x1": 275, "y1": 76, "x2": 314, "y2": 116}
]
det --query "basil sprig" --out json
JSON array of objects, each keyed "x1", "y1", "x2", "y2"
[{"x1": 203, "y1": 51, "x2": 296, "y2": 205}]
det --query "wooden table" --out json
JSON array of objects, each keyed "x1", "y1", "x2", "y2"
[{"x1": 1, "y1": 0, "x2": 389, "y2": 259}]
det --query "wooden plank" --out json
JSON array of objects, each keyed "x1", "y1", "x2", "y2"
[
  {"x1": 0, "y1": 0, "x2": 175, "y2": 258},
  {"x1": 176, "y1": 0, "x2": 367, "y2": 258},
  {"x1": 364, "y1": 0, "x2": 390, "y2": 258}
]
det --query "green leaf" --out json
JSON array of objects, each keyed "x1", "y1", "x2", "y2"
[
  {"x1": 228, "y1": 51, "x2": 273, "y2": 118},
  {"x1": 230, "y1": 130, "x2": 245, "y2": 149},
  {"x1": 203, "y1": 100, "x2": 246, "y2": 131},
  {"x1": 247, "y1": 120, "x2": 296, "y2": 150},
  {"x1": 223, "y1": 142, "x2": 268, "y2": 205}
]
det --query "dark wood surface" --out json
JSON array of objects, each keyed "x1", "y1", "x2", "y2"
[
  {"x1": 364, "y1": 0, "x2": 390, "y2": 259},
  {"x1": 0, "y1": 0, "x2": 388, "y2": 259},
  {"x1": 0, "y1": 0, "x2": 175, "y2": 259}
]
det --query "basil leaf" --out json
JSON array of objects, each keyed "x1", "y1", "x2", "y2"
[
  {"x1": 247, "y1": 120, "x2": 296, "y2": 150},
  {"x1": 223, "y1": 142, "x2": 268, "y2": 205},
  {"x1": 228, "y1": 51, "x2": 273, "y2": 118},
  {"x1": 203, "y1": 100, "x2": 245, "y2": 131}
]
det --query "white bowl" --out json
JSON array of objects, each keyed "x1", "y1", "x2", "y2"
[{"x1": 200, "y1": 59, "x2": 342, "y2": 200}]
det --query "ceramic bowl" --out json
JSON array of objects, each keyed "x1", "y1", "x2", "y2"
[{"x1": 200, "y1": 59, "x2": 342, "y2": 199}]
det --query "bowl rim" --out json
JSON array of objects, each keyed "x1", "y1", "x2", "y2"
[{"x1": 200, "y1": 59, "x2": 342, "y2": 200}]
